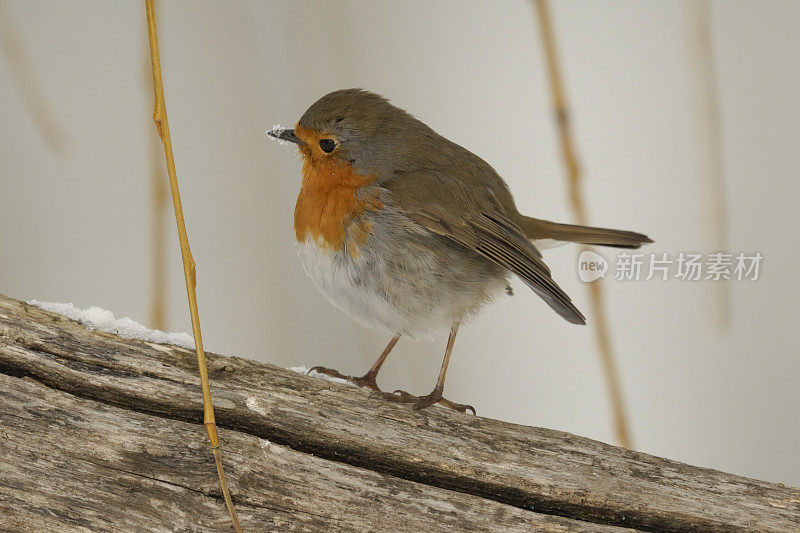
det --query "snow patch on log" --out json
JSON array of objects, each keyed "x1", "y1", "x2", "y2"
[{"x1": 28, "y1": 300, "x2": 195, "y2": 349}]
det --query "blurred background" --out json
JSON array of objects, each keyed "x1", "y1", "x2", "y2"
[{"x1": 1, "y1": 0, "x2": 798, "y2": 486}]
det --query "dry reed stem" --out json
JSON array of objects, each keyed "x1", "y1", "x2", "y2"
[
  {"x1": 533, "y1": 0, "x2": 632, "y2": 449},
  {"x1": 143, "y1": 56, "x2": 168, "y2": 331},
  {"x1": 0, "y1": 2, "x2": 68, "y2": 153},
  {"x1": 144, "y1": 2, "x2": 242, "y2": 530},
  {"x1": 686, "y1": 0, "x2": 730, "y2": 330}
]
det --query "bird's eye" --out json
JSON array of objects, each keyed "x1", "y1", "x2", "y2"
[{"x1": 319, "y1": 138, "x2": 336, "y2": 153}]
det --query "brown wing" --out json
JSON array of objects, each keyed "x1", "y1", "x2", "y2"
[
  {"x1": 382, "y1": 158, "x2": 585, "y2": 325},
  {"x1": 407, "y1": 209, "x2": 586, "y2": 325}
]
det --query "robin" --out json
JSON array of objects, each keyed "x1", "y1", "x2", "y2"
[{"x1": 268, "y1": 89, "x2": 651, "y2": 413}]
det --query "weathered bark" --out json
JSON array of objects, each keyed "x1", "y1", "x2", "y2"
[{"x1": 0, "y1": 294, "x2": 797, "y2": 532}]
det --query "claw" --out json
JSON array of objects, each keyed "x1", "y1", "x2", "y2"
[
  {"x1": 383, "y1": 388, "x2": 476, "y2": 414},
  {"x1": 392, "y1": 389, "x2": 417, "y2": 401},
  {"x1": 437, "y1": 398, "x2": 476, "y2": 415},
  {"x1": 375, "y1": 390, "x2": 408, "y2": 402},
  {"x1": 305, "y1": 367, "x2": 475, "y2": 414},
  {"x1": 305, "y1": 366, "x2": 381, "y2": 392},
  {"x1": 307, "y1": 365, "x2": 345, "y2": 380}
]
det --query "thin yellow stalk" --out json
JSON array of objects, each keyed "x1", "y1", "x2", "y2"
[
  {"x1": 144, "y1": 57, "x2": 168, "y2": 331},
  {"x1": 533, "y1": 0, "x2": 632, "y2": 449},
  {"x1": 144, "y1": 2, "x2": 242, "y2": 530}
]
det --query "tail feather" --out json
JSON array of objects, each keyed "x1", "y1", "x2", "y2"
[{"x1": 519, "y1": 216, "x2": 653, "y2": 249}]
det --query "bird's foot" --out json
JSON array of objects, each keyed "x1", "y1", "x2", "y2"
[
  {"x1": 306, "y1": 366, "x2": 381, "y2": 392},
  {"x1": 378, "y1": 388, "x2": 475, "y2": 415}
]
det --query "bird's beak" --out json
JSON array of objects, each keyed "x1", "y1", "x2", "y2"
[{"x1": 267, "y1": 127, "x2": 303, "y2": 145}]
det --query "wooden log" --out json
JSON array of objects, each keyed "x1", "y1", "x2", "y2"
[{"x1": 0, "y1": 293, "x2": 797, "y2": 532}]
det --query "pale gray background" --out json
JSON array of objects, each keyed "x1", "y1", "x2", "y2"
[{"x1": 1, "y1": 1, "x2": 798, "y2": 486}]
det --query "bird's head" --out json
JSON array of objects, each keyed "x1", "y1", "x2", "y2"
[{"x1": 268, "y1": 88, "x2": 432, "y2": 177}]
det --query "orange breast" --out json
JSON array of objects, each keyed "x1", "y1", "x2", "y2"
[{"x1": 294, "y1": 149, "x2": 382, "y2": 251}]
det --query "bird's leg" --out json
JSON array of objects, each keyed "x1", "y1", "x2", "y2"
[
  {"x1": 308, "y1": 334, "x2": 400, "y2": 392},
  {"x1": 383, "y1": 323, "x2": 475, "y2": 414}
]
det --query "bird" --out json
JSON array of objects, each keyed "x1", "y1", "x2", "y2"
[{"x1": 268, "y1": 89, "x2": 651, "y2": 414}]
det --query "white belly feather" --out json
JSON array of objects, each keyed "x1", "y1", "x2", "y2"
[
  {"x1": 298, "y1": 239, "x2": 411, "y2": 336},
  {"x1": 296, "y1": 213, "x2": 508, "y2": 340}
]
